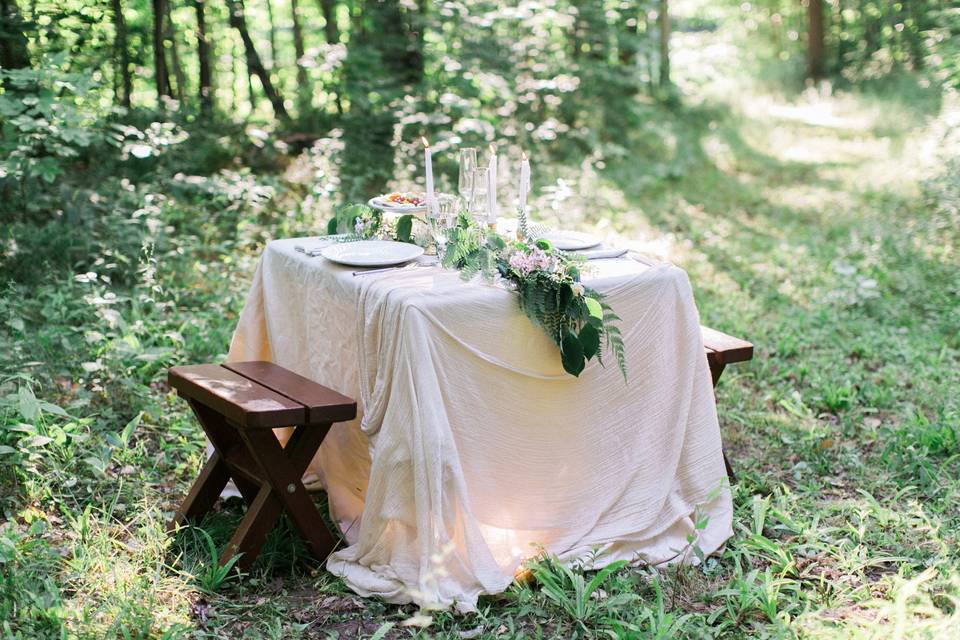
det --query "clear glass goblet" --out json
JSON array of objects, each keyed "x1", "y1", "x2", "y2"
[
  {"x1": 458, "y1": 148, "x2": 478, "y2": 208},
  {"x1": 429, "y1": 194, "x2": 458, "y2": 258}
]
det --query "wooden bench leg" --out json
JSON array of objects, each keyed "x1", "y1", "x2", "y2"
[
  {"x1": 188, "y1": 400, "x2": 261, "y2": 504},
  {"x1": 238, "y1": 426, "x2": 338, "y2": 562},
  {"x1": 168, "y1": 451, "x2": 231, "y2": 533},
  {"x1": 708, "y1": 357, "x2": 737, "y2": 484},
  {"x1": 221, "y1": 485, "x2": 285, "y2": 570}
]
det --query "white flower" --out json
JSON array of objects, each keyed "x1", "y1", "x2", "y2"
[{"x1": 571, "y1": 282, "x2": 585, "y2": 297}]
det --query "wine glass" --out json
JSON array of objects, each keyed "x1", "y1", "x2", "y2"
[
  {"x1": 468, "y1": 167, "x2": 489, "y2": 225},
  {"x1": 458, "y1": 148, "x2": 478, "y2": 207},
  {"x1": 429, "y1": 194, "x2": 457, "y2": 257}
]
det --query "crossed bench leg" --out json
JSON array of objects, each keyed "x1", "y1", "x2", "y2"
[{"x1": 167, "y1": 362, "x2": 357, "y2": 571}]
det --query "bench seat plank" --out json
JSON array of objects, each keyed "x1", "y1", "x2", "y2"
[
  {"x1": 169, "y1": 364, "x2": 306, "y2": 429},
  {"x1": 224, "y1": 361, "x2": 357, "y2": 424},
  {"x1": 701, "y1": 326, "x2": 754, "y2": 365}
]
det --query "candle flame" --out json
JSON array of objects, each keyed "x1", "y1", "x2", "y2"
[
  {"x1": 421, "y1": 136, "x2": 430, "y2": 148},
  {"x1": 521, "y1": 151, "x2": 528, "y2": 161},
  {"x1": 489, "y1": 144, "x2": 496, "y2": 155}
]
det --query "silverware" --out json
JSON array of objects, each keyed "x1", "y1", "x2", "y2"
[
  {"x1": 352, "y1": 258, "x2": 438, "y2": 277},
  {"x1": 295, "y1": 234, "x2": 363, "y2": 256},
  {"x1": 294, "y1": 245, "x2": 326, "y2": 257},
  {"x1": 352, "y1": 264, "x2": 412, "y2": 277}
]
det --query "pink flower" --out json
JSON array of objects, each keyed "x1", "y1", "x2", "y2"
[{"x1": 508, "y1": 248, "x2": 553, "y2": 275}]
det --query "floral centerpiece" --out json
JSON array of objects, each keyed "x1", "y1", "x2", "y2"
[
  {"x1": 325, "y1": 204, "x2": 626, "y2": 379},
  {"x1": 441, "y1": 214, "x2": 626, "y2": 380}
]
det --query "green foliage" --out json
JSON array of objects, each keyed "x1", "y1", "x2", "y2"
[
  {"x1": 440, "y1": 216, "x2": 626, "y2": 379},
  {"x1": 190, "y1": 527, "x2": 243, "y2": 593},
  {"x1": 733, "y1": 0, "x2": 959, "y2": 89},
  {"x1": 530, "y1": 556, "x2": 636, "y2": 631},
  {"x1": 0, "y1": 61, "x2": 103, "y2": 196}
]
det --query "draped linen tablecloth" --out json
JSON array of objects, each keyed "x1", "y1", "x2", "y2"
[{"x1": 227, "y1": 237, "x2": 733, "y2": 611}]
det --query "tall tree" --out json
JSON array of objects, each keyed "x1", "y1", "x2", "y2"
[
  {"x1": 658, "y1": 0, "x2": 670, "y2": 87},
  {"x1": 290, "y1": 0, "x2": 310, "y2": 111},
  {"x1": 0, "y1": 0, "x2": 30, "y2": 70},
  {"x1": 227, "y1": 0, "x2": 289, "y2": 120},
  {"x1": 194, "y1": 0, "x2": 213, "y2": 115},
  {"x1": 318, "y1": 0, "x2": 338, "y2": 44},
  {"x1": 165, "y1": 0, "x2": 186, "y2": 100},
  {"x1": 110, "y1": 0, "x2": 132, "y2": 107},
  {"x1": 265, "y1": 0, "x2": 277, "y2": 65},
  {"x1": 807, "y1": 0, "x2": 825, "y2": 79},
  {"x1": 363, "y1": 0, "x2": 423, "y2": 86},
  {"x1": 152, "y1": 0, "x2": 172, "y2": 100}
]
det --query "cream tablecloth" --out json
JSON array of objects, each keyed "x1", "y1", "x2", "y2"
[{"x1": 227, "y1": 237, "x2": 732, "y2": 611}]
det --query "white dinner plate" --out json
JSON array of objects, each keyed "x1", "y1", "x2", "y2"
[
  {"x1": 368, "y1": 195, "x2": 427, "y2": 213},
  {"x1": 538, "y1": 230, "x2": 603, "y2": 251},
  {"x1": 320, "y1": 240, "x2": 424, "y2": 268}
]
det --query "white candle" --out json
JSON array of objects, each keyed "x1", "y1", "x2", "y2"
[
  {"x1": 422, "y1": 136, "x2": 435, "y2": 214},
  {"x1": 519, "y1": 151, "x2": 530, "y2": 214},
  {"x1": 487, "y1": 144, "x2": 498, "y2": 223}
]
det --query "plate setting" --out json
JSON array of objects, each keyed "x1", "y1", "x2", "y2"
[
  {"x1": 537, "y1": 230, "x2": 602, "y2": 251},
  {"x1": 320, "y1": 240, "x2": 425, "y2": 268}
]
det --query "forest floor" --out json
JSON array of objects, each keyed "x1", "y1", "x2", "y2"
[{"x1": 2, "y1": 8, "x2": 959, "y2": 640}]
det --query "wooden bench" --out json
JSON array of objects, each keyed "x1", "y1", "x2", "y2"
[
  {"x1": 167, "y1": 361, "x2": 356, "y2": 570},
  {"x1": 701, "y1": 326, "x2": 754, "y2": 480}
]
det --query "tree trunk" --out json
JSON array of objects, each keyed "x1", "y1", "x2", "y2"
[
  {"x1": 0, "y1": 0, "x2": 30, "y2": 70},
  {"x1": 365, "y1": 0, "x2": 422, "y2": 86},
  {"x1": 807, "y1": 0, "x2": 825, "y2": 79},
  {"x1": 658, "y1": 0, "x2": 670, "y2": 87},
  {"x1": 265, "y1": 0, "x2": 277, "y2": 66},
  {"x1": 290, "y1": 0, "x2": 311, "y2": 111},
  {"x1": 152, "y1": 0, "x2": 172, "y2": 100},
  {"x1": 227, "y1": 0, "x2": 289, "y2": 120},
  {"x1": 340, "y1": 0, "x2": 422, "y2": 198},
  {"x1": 618, "y1": 6, "x2": 638, "y2": 67},
  {"x1": 110, "y1": 0, "x2": 132, "y2": 107},
  {"x1": 319, "y1": 0, "x2": 338, "y2": 44},
  {"x1": 165, "y1": 0, "x2": 186, "y2": 100},
  {"x1": 232, "y1": 37, "x2": 240, "y2": 112},
  {"x1": 194, "y1": 0, "x2": 213, "y2": 115}
]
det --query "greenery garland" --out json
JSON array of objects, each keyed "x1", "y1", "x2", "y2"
[
  {"x1": 440, "y1": 213, "x2": 626, "y2": 380},
  {"x1": 328, "y1": 205, "x2": 626, "y2": 380}
]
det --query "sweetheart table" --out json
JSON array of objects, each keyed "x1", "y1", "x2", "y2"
[{"x1": 227, "y1": 236, "x2": 733, "y2": 611}]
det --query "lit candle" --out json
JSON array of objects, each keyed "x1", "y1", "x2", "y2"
[
  {"x1": 422, "y1": 136, "x2": 435, "y2": 215},
  {"x1": 487, "y1": 144, "x2": 498, "y2": 224},
  {"x1": 519, "y1": 151, "x2": 530, "y2": 214}
]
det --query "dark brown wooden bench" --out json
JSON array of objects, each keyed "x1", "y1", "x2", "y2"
[
  {"x1": 701, "y1": 326, "x2": 754, "y2": 480},
  {"x1": 167, "y1": 361, "x2": 356, "y2": 570}
]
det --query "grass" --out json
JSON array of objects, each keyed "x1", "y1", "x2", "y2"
[{"x1": 2, "y1": 15, "x2": 960, "y2": 640}]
